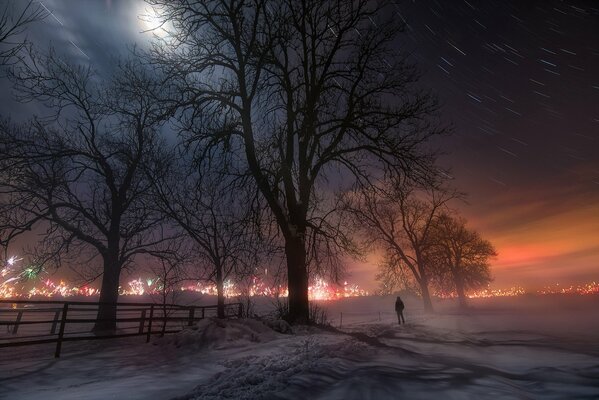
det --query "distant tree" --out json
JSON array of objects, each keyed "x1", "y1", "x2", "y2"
[
  {"x1": 0, "y1": 1, "x2": 44, "y2": 66},
  {"x1": 146, "y1": 246, "x2": 190, "y2": 336},
  {"x1": 347, "y1": 181, "x2": 458, "y2": 312},
  {"x1": 149, "y1": 151, "x2": 260, "y2": 318},
  {"x1": 0, "y1": 51, "x2": 174, "y2": 331},
  {"x1": 428, "y1": 213, "x2": 496, "y2": 309},
  {"x1": 375, "y1": 253, "x2": 420, "y2": 296},
  {"x1": 147, "y1": 0, "x2": 441, "y2": 323}
]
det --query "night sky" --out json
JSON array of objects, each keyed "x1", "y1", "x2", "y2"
[
  {"x1": 1, "y1": 0, "x2": 598, "y2": 290},
  {"x1": 393, "y1": 0, "x2": 599, "y2": 289}
]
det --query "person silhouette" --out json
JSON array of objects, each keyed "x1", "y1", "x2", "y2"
[{"x1": 395, "y1": 296, "x2": 405, "y2": 325}]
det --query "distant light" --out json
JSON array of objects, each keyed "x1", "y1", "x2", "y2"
[{"x1": 7, "y1": 256, "x2": 20, "y2": 266}]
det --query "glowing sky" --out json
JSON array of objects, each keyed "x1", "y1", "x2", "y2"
[
  {"x1": 1, "y1": 0, "x2": 597, "y2": 291},
  {"x1": 327, "y1": 0, "x2": 599, "y2": 290}
]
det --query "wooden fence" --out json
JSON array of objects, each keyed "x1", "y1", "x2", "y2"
[{"x1": 0, "y1": 299, "x2": 243, "y2": 357}]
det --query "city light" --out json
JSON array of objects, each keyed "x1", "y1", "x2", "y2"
[
  {"x1": 0, "y1": 276, "x2": 369, "y2": 300},
  {"x1": 2, "y1": 255, "x2": 598, "y2": 301},
  {"x1": 537, "y1": 282, "x2": 599, "y2": 296}
]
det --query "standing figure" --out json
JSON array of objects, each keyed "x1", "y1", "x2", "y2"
[{"x1": 395, "y1": 296, "x2": 405, "y2": 325}]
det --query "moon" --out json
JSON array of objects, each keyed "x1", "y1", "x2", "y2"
[{"x1": 138, "y1": 6, "x2": 168, "y2": 38}]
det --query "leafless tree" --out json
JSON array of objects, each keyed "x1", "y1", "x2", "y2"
[
  {"x1": 428, "y1": 213, "x2": 496, "y2": 309},
  {"x1": 147, "y1": 248, "x2": 190, "y2": 335},
  {"x1": 0, "y1": 1, "x2": 43, "y2": 257},
  {"x1": 0, "y1": 50, "x2": 175, "y2": 331},
  {"x1": 375, "y1": 253, "x2": 420, "y2": 296},
  {"x1": 146, "y1": 0, "x2": 441, "y2": 323},
  {"x1": 149, "y1": 150, "x2": 261, "y2": 318},
  {"x1": 0, "y1": 1, "x2": 45, "y2": 66},
  {"x1": 347, "y1": 181, "x2": 459, "y2": 312}
]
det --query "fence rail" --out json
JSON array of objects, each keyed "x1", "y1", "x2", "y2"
[{"x1": 0, "y1": 299, "x2": 242, "y2": 357}]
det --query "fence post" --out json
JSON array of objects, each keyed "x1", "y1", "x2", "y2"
[
  {"x1": 201, "y1": 307, "x2": 205, "y2": 319},
  {"x1": 146, "y1": 304, "x2": 154, "y2": 343},
  {"x1": 138, "y1": 309, "x2": 147, "y2": 334},
  {"x1": 238, "y1": 303, "x2": 243, "y2": 318},
  {"x1": 187, "y1": 307, "x2": 195, "y2": 327},
  {"x1": 339, "y1": 312, "x2": 343, "y2": 328},
  {"x1": 50, "y1": 310, "x2": 61, "y2": 335},
  {"x1": 12, "y1": 311, "x2": 23, "y2": 335},
  {"x1": 54, "y1": 303, "x2": 69, "y2": 358}
]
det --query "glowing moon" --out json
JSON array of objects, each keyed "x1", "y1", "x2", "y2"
[{"x1": 138, "y1": 6, "x2": 168, "y2": 38}]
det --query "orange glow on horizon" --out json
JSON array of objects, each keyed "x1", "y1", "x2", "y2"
[{"x1": 459, "y1": 191, "x2": 599, "y2": 289}]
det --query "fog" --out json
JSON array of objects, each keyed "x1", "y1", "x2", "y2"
[{"x1": 3, "y1": 294, "x2": 598, "y2": 399}]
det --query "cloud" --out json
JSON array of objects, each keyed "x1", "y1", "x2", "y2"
[{"x1": 465, "y1": 191, "x2": 599, "y2": 288}]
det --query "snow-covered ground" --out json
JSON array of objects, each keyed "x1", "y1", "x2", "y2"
[{"x1": 1, "y1": 295, "x2": 598, "y2": 399}]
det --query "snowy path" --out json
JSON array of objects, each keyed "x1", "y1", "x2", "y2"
[
  {"x1": 177, "y1": 319, "x2": 599, "y2": 400},
  {"x1": 0, "y1": 338, "x2": 222, "y2": 400},
  {"x1": 1, "y1": 297, "x2": 599, "y2": 399}
]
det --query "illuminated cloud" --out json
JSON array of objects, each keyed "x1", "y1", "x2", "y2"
[{"x1": 462, "y1": 178, "x2": 599, "y2": 288}]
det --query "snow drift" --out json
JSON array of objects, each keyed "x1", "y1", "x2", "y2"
[{"x1": 158, "y1": 318, "x2": 280, "y2": 350}]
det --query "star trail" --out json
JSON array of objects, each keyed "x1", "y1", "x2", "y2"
[{"x1": 359, "y1": 0, "x2": 599, "y2": 288}]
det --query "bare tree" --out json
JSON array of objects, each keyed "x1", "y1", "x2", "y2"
[
  {"x1": 428, "y1": 213, "x2": 496, "y2": 309},
  {"x1": 375, "y1": 253, "x2": 419, "y2": 296},
  {"x1": 0, "y1": 51, "x2": 174, "y2": 331},
  {"x1": 149, "y1": 150, "x2": 260, "y2": 318},
  {"x1": 0, "y1": 0, "x2": 43, "y2": 256},
  {"x1": 147, "y1": 0, "x2": 441, "y2": 323},
  {"x1": 147, "y1": 250, "x2": 190, "y2": 335},
  {"x1": 0, "y1": 1, "x2": 44, "y2": 66},
  {"x1": 347, "y1": 182, "x2": 458, "y2": 312}
]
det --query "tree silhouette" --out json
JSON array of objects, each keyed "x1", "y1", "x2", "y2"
[
  {"x1": 0, "y1": 52, "x2": 174, "y2": 331},
  {"x1": 347, "y1": 181, "x2": 458, "y2": 312},
  {"x1": 147, "y1": 0, "x2": 441, "y2": 323},
  {"x1": 149, "y1": 151, "x2": 260, "y2": 319},
  {"x1": 0, "y1": 1, "x2": 44, "y2": 66},
  {"x1": 429, "y1": 213, "x2": 496, "y2": 309}
]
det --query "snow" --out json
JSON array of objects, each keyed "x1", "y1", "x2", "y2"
[
  {"x1": 158, "y1": 318, "x2": 279, "y2": 350},
  {"x1": 1, "y1": 295, "x2": 598, "y2": 399}
]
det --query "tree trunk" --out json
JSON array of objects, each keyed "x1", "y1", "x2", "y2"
[
  {"x1": 419, "y1": 279, "x2": 434, "y2": 313},
  {"x1": 454, "y1": 272, "x2": 468, "y2": 310},
  {"x1": 216, "y1": 265, "x2": 225, "y2": 319},
  {"x1": 93, "y1": 255, "x2": 121, "y2": 333},
  {"x1": 285, "y1": 234, "x2": 309, "y2": 324},
  {"x1": 161, "y1": 292, "x2": 168, "y2": 336}
]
